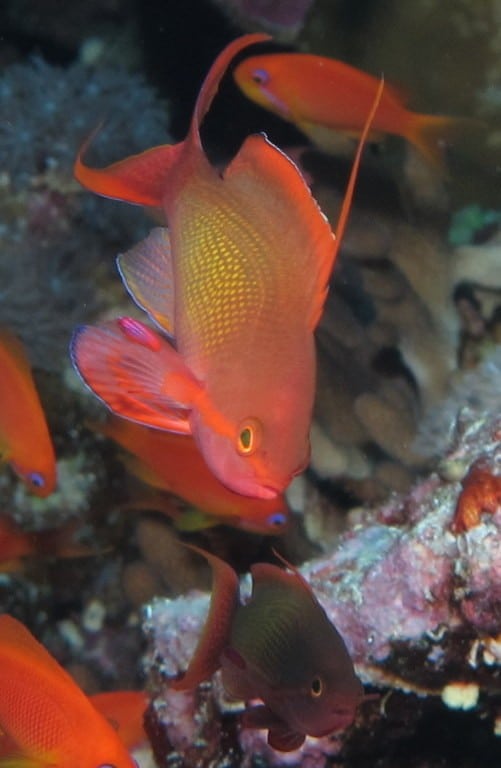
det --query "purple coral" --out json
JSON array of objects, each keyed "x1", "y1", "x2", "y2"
[{"x1": 142, "y1": 399, "x2": 500, "y2": 767}]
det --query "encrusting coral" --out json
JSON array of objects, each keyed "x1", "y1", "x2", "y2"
[{"x1": 142, "y1": 358, "x2": 500, "y2": 767}]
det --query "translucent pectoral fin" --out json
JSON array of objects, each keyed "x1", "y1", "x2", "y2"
[
  {"x1": 117, "y1": 228, "x2": 175, "y2": 337},
  {"x1": 70, "y1": 318, "x2": 203, "y2": 433},
  {"x1": 242, "y1": 706, "x2": 305, "y2": 752}
]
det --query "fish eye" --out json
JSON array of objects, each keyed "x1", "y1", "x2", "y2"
[
  {"x1": 251, "y1": 68, "x2": 270, "y2": 85},
  {"x1": 28, "y1": 472, "x2": 45, "y2": 489},
  {"x1": 268, "y1": 512, "x2": 287, "y2": 529},
  {"x1": 236, "y1": 419, "x2": 261, "y2": 456},
  {"x1": 311, "y1": 676, "x2": 323, "y2": 698}
]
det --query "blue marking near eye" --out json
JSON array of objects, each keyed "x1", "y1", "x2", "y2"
[
  {"x1": 252, "y1": 68, "x2": 270, "y2": 85},
  {"x1": 28, "y1": 472, "x2": 45, "y2": 488},
  {"x1": 268, "y1": 512, "x2": 287, "y2": 528}
]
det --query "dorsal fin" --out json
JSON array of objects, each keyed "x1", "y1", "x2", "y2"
[
  {"x1": 171, "y1": 545, "x2": 239, "y2": 690},
  {"x1": 189, "y1": 33, "x2": 270, "y2": 149}
]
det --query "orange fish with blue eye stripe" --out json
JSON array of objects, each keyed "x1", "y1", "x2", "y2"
[
  {"x1": 0, "y1": 614, "x2": 137, "y2": 768},
  {"x1": 0, "y1": 329, "x2": 56, "y2": 496},
  {"x1": 70, "y1": 35, "x2": 380, "y2": 500},
  {"x1": 233, "y1": 51, "x2": 475, "y2": 168}
]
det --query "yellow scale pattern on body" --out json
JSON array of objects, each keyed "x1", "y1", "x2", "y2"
[{"x1": 178, "y1": 199, "x2": 275, "y2": 358}]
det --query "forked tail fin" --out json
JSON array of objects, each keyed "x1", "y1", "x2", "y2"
[{"x1": 406, "y1": 113, "x2": 484, "y2": 171}]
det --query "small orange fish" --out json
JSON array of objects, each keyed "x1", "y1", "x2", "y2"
[
  {"x1": 0, "y1": 329, "x2": 56, "y2": 496},
  {"x1": 234, "y1": 52, "x2": 470, "y2": 167},
  {"x1": 0, "y1": 614, "x2": 136, "y2": 768},
  {"x1": 97, "y1": 416, "x2": 289, "y2": 534},
  {"x1": 0, "y1": 516, "x2": 93, "y2": 572},
  {"x1": 172, "y1": 546, "x2": 363, "y2": 752},
  {"x1": 71, "y1": 35, "x2": 379, "y2": 500},
  {"x1": 90, "y1": 691, "x2": 148, "y2": 750}
]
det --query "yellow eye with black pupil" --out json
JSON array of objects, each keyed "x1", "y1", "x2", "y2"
[
  {"x1": 311, "y1": 677, "x2": 323, "y2": 697},
  {"x1": 236, "y1": 419, "x2": 261, "y2": 455}
]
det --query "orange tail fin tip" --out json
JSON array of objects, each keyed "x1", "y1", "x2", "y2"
[{"x1": 74, "y1": 34, "x2": 271, "y2": 206}]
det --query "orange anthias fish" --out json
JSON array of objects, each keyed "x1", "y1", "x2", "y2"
[
  {"x1": 97, "y1": 417, "x2": 289, "y2": 534},
  {"x1": 233, "y1": 52, "x2": 469, "y2": 167},
  {"x1": 0, "y1": 516, "x2": 93, "y2": 572},
  {"x1": 0, "y1": 329, "x2": 56, "y2": 496},
  {"x1": 172, "y1": 546, "x2": 363, "y2": 752},
  {"x1": 0, "y1": 614, "x2": 137, "y2": 768},
  {"x1": 71, "y1": 35, "x2": 379, "y2": 500}
]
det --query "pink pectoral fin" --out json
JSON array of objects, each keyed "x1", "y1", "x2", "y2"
[
  {"x1": 70, "y1": 318, "x2": 202, "y2": 433},
  {"x1": 117, "y1": 227, "x2": 175, "y2": 337}
]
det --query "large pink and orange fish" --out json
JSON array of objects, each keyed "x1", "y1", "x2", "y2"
[
  {"x1": 71, "y1": 35, "x2": 379, "y2": 499},
  {"x1": 233, "y1": 51, "x2": 472, "y2": 167},
  {"x1": 0, "y1": 328, "x2": 56, "y2": 496}
]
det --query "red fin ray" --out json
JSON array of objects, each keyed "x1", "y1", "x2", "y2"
[
  {"x1": 117, "y1": 228, "x2": 175, "y2": 337},
  {"x1": 171, "y1": 545, "x2": 239, "y2": 691},
  {"x1": 190, "y1": 34, "x2": 270, "y2": 148},
  {"x1": 70, "y1": 319, "x2": 201, "y2": 433},
  {"x1": 309, "y1": 77, "x2": 385, "y2": 329}
]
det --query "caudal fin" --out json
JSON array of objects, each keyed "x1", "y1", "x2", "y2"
[{"x1": 407, "y1": 114, "x2": 483, "y2": 170}]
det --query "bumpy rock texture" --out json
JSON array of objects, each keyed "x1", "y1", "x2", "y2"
[{"x1": 143, "y1": 389, "x2": 501, "y2": 767}]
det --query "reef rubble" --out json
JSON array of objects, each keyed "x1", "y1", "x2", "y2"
[{"x1": 142, "y1": 395, "x2": 500, "y2": 767}]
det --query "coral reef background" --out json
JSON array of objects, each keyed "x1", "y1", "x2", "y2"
[{"x1": 0, "y1": 1, "x2": 499, "y2": 766}]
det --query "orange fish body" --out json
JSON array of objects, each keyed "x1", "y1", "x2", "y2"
[
  {"x1": 71, "y1": 36, "x2": 375, "y2": 499},
  {"x1": 0, "y1": 330, "x2": 56, "y2": 496},
  {"x1": 233, "y1": 52, "x2": 464, "y2": 167},
  {"x1": 89, "y1": 691, "x2": 148, "y2": 750},
  {"x1": 0, "y1": 614, "x2": 136, "y2": 768},
  {"x1": 0, "y1": 518, "x2": 37, "y2": 567},
  {"x1": 98, "y1": 417, "x2": 289, "y2": 534},
  {"x1": 0, "y1": 517, "x2": 93, "y2": 572}
]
